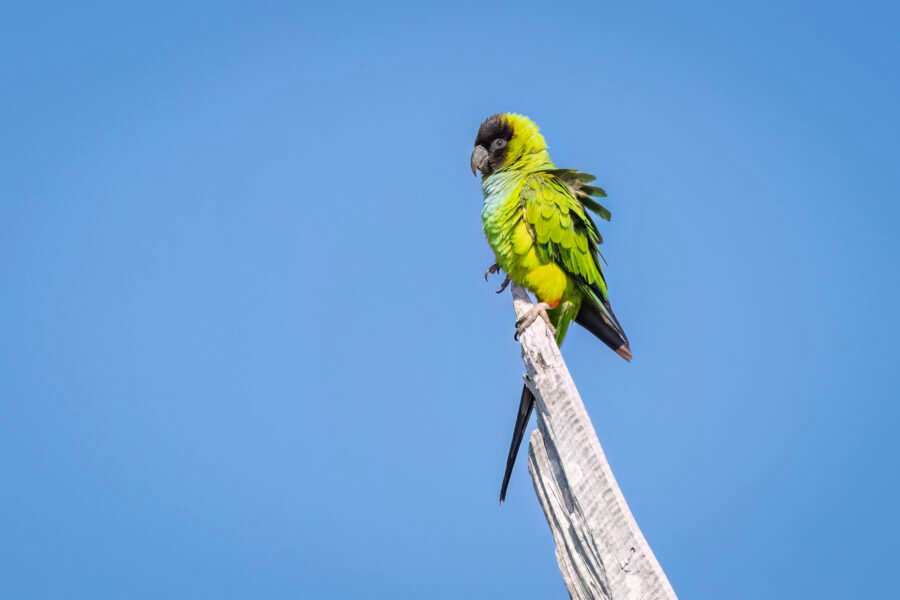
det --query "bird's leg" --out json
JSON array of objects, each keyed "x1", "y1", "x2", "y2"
[
  {"x1": 514, "y1": 302, "x2": 557, "y2": 340},
  {"x1": 495, "y1": 275, "x2": 511, "y2": 294},
  {"x1": 484, "y1": 262, "x2": 501, "y2": 281}
]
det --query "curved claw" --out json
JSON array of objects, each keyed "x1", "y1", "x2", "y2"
[
  {"x1": 484, "y1": 263, "x2": 500, "y2": 281},
  {"x1": 495, "y1": 275, "x2": 511, "y2": 294}
]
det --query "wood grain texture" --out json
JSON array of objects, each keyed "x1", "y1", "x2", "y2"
[{"x1": 510, "y1": 283, "x2": 677, "y2": 600}]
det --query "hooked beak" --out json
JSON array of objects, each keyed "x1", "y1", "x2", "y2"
[{"x1": 470, "y1": 145, "x2": 490, "y2": 176}]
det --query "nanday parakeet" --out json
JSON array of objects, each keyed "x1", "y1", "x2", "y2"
[{"x1": 470, "y1": 113, "x2": 631, "y2": 502}]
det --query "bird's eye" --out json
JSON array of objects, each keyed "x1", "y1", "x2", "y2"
[{"x1": 491, "y1": 138, "x2": 507, "y2": 150}]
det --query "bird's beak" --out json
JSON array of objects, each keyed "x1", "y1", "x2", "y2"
[{"x1": 470, "y1": 145, "x2": 490, "y2": 176}]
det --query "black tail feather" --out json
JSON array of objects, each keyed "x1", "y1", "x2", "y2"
[
  {"x1": 575, "y1": 301, "x2": 632, "y2": 361},
  {"x1": 499, "y1": 384, "x2": 535, "y2": 503}
]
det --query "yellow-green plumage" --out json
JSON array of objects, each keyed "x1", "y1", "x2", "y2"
[
  {"x1": 477, "y1": 113, "x2": 625, "y2": 351},
  {"x1": 471, "y1": 113, "x2": 631, "y2": 502}
]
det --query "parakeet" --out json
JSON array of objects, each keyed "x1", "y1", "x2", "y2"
[{"x1": 470, "y1": 113, "x2": 631, "y2": 502}]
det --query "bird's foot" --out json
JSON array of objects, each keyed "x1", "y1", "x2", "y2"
[
  {"x1": 514, "y1": 302, "x2": 556, "y2": 340},
  {"x1": 494, "y1": 275, "x2": 511, "y2": 294},
  {"x1": 484, "y1": 263, "x2": 501, "y2": 281}
]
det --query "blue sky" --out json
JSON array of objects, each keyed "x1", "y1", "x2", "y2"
[{"x1": 2, "y1": 1, "x2": 898, "y2": 598}]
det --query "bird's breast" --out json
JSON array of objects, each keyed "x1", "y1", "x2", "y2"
[{"x1": 481, "y1": 174, "x2": 542, "y2": 278}]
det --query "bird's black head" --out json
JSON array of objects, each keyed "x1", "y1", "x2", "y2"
[{"x1": 471, "y1": 114, "x2": 514, "y2": 177}]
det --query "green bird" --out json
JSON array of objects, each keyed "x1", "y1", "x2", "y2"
[{"x1": 470, "y1": 113, "x2": 631, "y2": 502}]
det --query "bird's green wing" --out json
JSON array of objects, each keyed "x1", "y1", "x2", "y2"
[
  {"x1": 521, "y1": 172, "x2": 627, "y2": 342},
  {"x1": 541, "y1": 168, "x2": 612, "y2": 223},
  {"x1": 522, "y1": 172, "x2": 608, "y2": 299}
]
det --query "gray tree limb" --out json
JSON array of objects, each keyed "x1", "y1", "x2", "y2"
[{"x1": 510, "y1": 283, "x2": 677, "y2": 600}]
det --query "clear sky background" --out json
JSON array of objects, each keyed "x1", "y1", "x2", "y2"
[{"x1": 2, "y1": 1, "x2": 898, "y2": 598}]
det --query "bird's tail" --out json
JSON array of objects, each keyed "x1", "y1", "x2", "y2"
[
  {"x1": 499, "y1": 384, "x2": 535, "y2": 503},
  {"x1": 575, "y1": 298, "x2": 632, "y2": 361}
]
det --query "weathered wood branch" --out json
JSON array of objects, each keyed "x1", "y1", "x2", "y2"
[{"x1": 510, "y1": 283, "x2": 677, "y2": 600}]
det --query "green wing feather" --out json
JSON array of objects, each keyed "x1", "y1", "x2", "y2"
[
  {"x1": 521, "y1": 171, "x2": 626, "y2": 341},
  {"x1": 542, "y1": 168, "x2": 611, "y2": 221},
  {"x1": 523, "y1": 172, "x2": 608, "y2": 290}
]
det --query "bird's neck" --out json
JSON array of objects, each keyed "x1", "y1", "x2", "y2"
[
  {"x1": 482, "y1": 150, "x2": 554, "y2": 198},
  {"x1": 509, "y1": 148, "x2": 555, "y2": 173}
]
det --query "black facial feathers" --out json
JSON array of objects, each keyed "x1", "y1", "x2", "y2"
[
  {"x1": 474, "y1": 114, "x2": 514, "y2": 149},
  {"x1": 473, "y1": 114, "x2": 514, "y2": 175}
]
